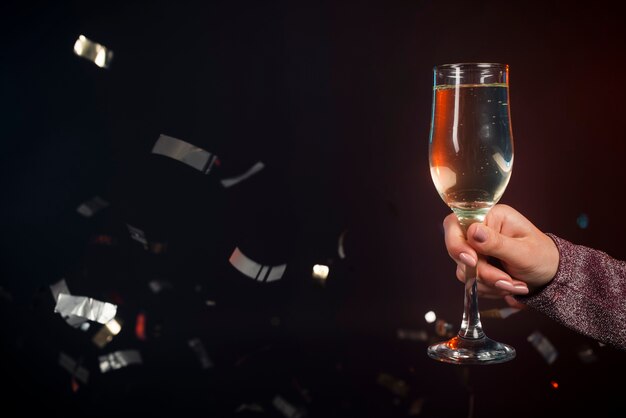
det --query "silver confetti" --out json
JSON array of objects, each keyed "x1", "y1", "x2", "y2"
[
  {"x1": 337, "y1": 229, "x2": 347, "y2": 259},
  {"x1": 59, "y1": 352, "x2": 90, "y2": 384},
  {"x1": 54, "y1": 293, "x2": 117, "y2": 324},
  {"x1": 188, "y1": 338, "x2": 213, "y2": 369},
  {"x1": 220, "y1": 161, "x2": 264, "y2": 188},
  {"x1": 50, "y1": 279, "x2": 88, "y2": 328},
  {"x1": 151, "y1": 134, "x2": 218, "y2": 174},
  {"x1": 235, "y1": 404, "x2": 265, "y2": 414},
  {"x1": 76, "y1": 196, "x2": 109, "y2": 218},
  {"x1": 99, "y1": 350, "x2": 143, "y2": 373},
  {"x1": 527, "y1": 330, "x2": 558, "y2": 365},
  {"x1": 73, "y1": 35, "x2": 113, "y2": 69},
  {"x1": 397, "y1": 328, "x2": 428, "y2": 342},
  {"x1": 577, "y1": 344, "x2": 598, "y2": 364},
  {"x1": 127, "y1": 224, "x2": 148, "y2": 249},
  {"x1": 229, "y1": 247, "x2": 286, "y2": 283},
  {"x1": 148, "y1": 279, "x2": 173, "y2": 294},
  {"x1": 50, "y1": 278, "x2": 71, "y2": 303},
  {"x1": 272, "y1": 396, "x2": 306, "y2": 418}
]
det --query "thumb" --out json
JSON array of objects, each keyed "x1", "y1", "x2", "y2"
[{"x1": 466, "y1": 223, "x2": 520, "y2": 263}]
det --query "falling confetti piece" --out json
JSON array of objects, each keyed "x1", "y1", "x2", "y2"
[
  {"x1": 73, "y1": 35, "x2": 113, "y2": 69},
  {"x1": 337, "y1": 229, "x2": 347, "y2": 259},
  {"x1": 76, "y1": 196, "x2": 110, "y2": 218},
  {"x1": 272, "y1": 395, "x2": 306, "y2": 418},
  {"x1": 312, "y1": 264, "x2": 329, "y2": 281},
  {"x1": 127, "y1": 224, "x2": 148, "y2": 250},
  {"x1": 93, "y1": 318, "x2": 123, "y2": 349},
  {"x1": 397, "y1": 328, "x2": 428, "y2": 342},
  {"x1": 188, "y1": 338, "x2": 213, "y2": 369},
  {"x1": 99, "y1": 350, "x2": 142, "y2": 373},
  {"x1": 220, "y1": 161, "x2": 265, "y2": 188},
  {"x1": 55, "y1": 294, "x2": 117, "y2": 324},
  {"x1": 229, "y1": 247, "x2": 286, "y2": 283},
  {"x1": 151, "y1": 134, "x2": 219, "y2": 174},
  {"x1": 577, "y1": 344, "x2": 598, "y2": 364},
  {"x1": 527, "y1": 331, "x2": 558, "y2": 365},
  {"x1": 59, "y1": 352, "x2": 90, "y2": 384}
]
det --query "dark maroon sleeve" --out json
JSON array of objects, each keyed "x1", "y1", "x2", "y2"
[{"x1": 518, "y1": 234, "x2": 626, "y2": 350}]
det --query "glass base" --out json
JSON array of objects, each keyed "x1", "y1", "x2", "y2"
[{"x1": 427, "y1": 335, "x2": 515, "y2": 365}]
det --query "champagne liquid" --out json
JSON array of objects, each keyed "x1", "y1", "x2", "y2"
[{"x1": 429, "y1": 84, "x2": 514, "y2": 223}]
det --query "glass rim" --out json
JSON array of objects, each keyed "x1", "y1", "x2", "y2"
[{"x1": 435, "y1": 62, "x2": 508, "y2": 70}]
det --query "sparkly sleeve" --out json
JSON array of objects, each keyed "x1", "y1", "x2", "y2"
[{"x1": 518, "y1": 233, "x2": 626, "y2": 350}]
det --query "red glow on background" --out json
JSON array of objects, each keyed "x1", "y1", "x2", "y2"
[
  {"x1": 71, "y1": 377, "x2": 80, "y2": 393},
  {"x1": 90, "y1": 235, "x2": 114, "y2": 246},
  {"x1": 550, "y1": 380, "x2": 559, "y2": 389},
  {"x1": 135, "y1": 312, "x2": 146, "y2": 341}
]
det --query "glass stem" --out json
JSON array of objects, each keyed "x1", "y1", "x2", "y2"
[
  {"x1": 458, "y1": 218, "x2": 485, "y2": 340},
  {"x1": 459, "y1": 264, "x2": 484, "y2": 339}
]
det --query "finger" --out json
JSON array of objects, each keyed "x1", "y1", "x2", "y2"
[
  {"x1": 444, "y1": 214, "x2": 478, "y2": 267},
  {"x1": 466, "y1": 222, "x2": 522, "y2": 261},
  {"x1": 455, "y1": 263, "x2": 468, "y2": 283},
  {"x1": 457, "y1": 260, "x2": 528, "y2": 295},
  {"x1": 476, "y1": 282, "x2": 510, "y2": 298},
  {"x1": 465, "y1": 204, "x2": 545, "y2": 271},
  {"x1": 475, "y1": 259, "x2": 529, "y2": 295},
  {"x1": 504, "y1": 295, "x2": 528, "y2": 310},
  {"x1": 465, "y1": 205, "x2": 536, "y2": 264},
  {"x1": 469, "y1": 205, "x2": 560, "y2": 289},
  {"x1": 456, "y1": 264, "x2": 524, "y2": 297}
]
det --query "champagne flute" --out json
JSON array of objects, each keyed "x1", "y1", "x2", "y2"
[{"x1": 428, "y1": 63, "x2": 515, "y2": 364}]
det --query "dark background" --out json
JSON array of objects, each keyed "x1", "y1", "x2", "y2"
[{"x1": 2, "y1": 0, "x2": 626, "y2": 417}]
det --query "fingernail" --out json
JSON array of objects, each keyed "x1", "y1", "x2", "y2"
[
  {"x1": 495, "y1": 280, "x2": 529, "y2": 295},
  {"x1": 514, "y1": 285, "x2": 530, "y2": 295},
  {"x1": 494, "y1": 280, "x2": 515, "y2": 291},
  {"x1": 473, "y1": 225, "x2": 488, "y2": 243},
  {"x1": 459, "y1": 252, "x2": 477, "y2": 267}
]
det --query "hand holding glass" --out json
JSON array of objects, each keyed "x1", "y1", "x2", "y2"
[{"x1": 428, "y1": 63, "x2": 515, "y2": 364}]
